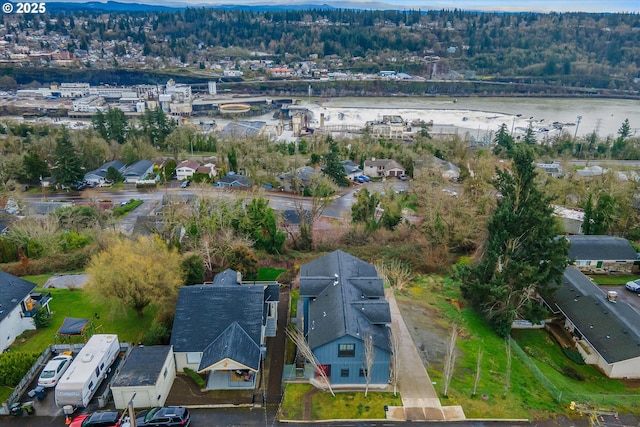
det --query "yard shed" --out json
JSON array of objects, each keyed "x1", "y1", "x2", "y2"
[{"x1": 111, "y1": 345, "x2": 175, "y2": 409}]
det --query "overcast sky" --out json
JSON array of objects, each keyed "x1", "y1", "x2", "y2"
[{"x1": 68, "y1": 0, "x2": 640, "y2": 13}]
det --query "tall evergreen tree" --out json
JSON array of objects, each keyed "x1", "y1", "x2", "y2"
[
  {"x1": 322, "y1": 139, "x2": 349, "y2": 186},
  {"x1": 454, "y1": 145, "x2": 569, "y2": 336},
  {"x1": 53, "y1": 126, "x2": 83, "y2": 187}
]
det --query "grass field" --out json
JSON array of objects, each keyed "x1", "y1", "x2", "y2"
[
  {"x1": 399, "y1": 275, "x2": 640, "y2": 418},
  {"x1": 590, "y1": 275, "x2": 637, "y2": 285},
  {"x1": 257, "y1": 267, "x2": 286, "y2": 281},
  {"x1": 280, "y1": 383, "x2": 402, "y2": 421},
  {"x1": 10, "y1": 287, "x2": 158, "y2": 353}
]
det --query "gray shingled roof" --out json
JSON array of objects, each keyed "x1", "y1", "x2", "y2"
[
  {"x1": 217, "y1": 174, "x2": 253, "y2": 187},
  {"x1": 218, "y1": 121, "x2": 266, "y2": 139},
  {"x1": 199, "y1": 322, "x2": 261, "y2": 372},
  {"x1": 170, "y1": 280, "x2": 264, "y2": 354},
  {"x1": 123, "y1": 160, "x2": 154, "y2": 177},
  {"x1": 0, "y1": 271, "x2": 36, "y2": 323},
  {"x1": 567, "y1": 235, "x2": 638, "y2": 260},
  {"x1": 112, "y1": 346, "x2": 171, "y2": 387},
  {"x1": 299, "y1": 250, "x2": 391, "y2": 352},
  {"x1": 550, "y1": 267, "x2": 640, "y2": 364}
]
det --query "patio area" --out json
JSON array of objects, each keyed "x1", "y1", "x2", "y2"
[{"x1": 205, "y1": 370, "x2": 257, "y2": 390}]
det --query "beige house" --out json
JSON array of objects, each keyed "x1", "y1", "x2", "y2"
[
  {"x1": 363, "y1": 159, "x2": 405, "y2": 178},
  {"x1": 567, "y1": 235, "x2": 639, "y2": 274}
]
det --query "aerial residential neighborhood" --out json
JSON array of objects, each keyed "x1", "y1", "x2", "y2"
[{"x1": 2, "y1": 0, "x2": 640, "y2": 426}]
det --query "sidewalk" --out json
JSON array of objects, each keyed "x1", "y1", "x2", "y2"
[{"x1": 385, "y1": 288, "x2": 466, "y2": 421}]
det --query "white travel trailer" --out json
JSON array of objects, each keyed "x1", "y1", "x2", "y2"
[{"x1": 55, "y1": 334, "x2": 120, "y2": 408}]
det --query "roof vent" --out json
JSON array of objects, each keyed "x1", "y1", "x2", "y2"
[
  {"x1": 333, "y1": 274, "x2": 339, "y2": 286},
  {"x1": 82, "y1": 353, "x2": 94, "y2": 363},
  {"x1": 607, "y1": 291, "x2": 618, "y2": 303}
]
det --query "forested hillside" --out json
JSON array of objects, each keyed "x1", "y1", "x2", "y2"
[{"x1": 2, "y1": 8, "x2": 639, "y2": 91}]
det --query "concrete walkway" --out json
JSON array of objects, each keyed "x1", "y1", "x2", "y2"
[{"x1": 385, "y1": 288, "x2": 466, "y2": 421}]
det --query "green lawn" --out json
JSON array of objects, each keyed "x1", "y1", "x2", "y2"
[
  {"x1": 257, "y1": 267, "x2": 286, "y2": 281},
  {"x1": 10, "y1": 288, "x2": 158, "y2": 353},
  {"x1": 399, "y1": 275, "x2": 640, "y2": 418},
  {"x1": 590, "y1": 275, "x2": 637, "y2": 285},
  {"x1": 0, "y1": 386, "x2": 13, "y2": 403},
  {"x1": 22, "y1": 274, "x2": 53, "y2": 286},
  {"x1": 280, "y1": 383, "x2": 402, "y2": 421}
]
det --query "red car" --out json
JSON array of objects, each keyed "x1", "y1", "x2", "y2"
[{"x1": 69, "y1": 411, "x2": 123, "y2": 427}]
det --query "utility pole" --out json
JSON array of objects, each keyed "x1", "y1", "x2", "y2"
[{"x1": 127, "y1": 393, "x2": 137, "y2": 427}]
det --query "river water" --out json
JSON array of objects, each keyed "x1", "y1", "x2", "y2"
[{"x1": 311, "y1": 96, "x2": 640, "y2": 138}]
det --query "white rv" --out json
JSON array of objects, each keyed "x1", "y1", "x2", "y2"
[{"x1": 55, "y1": 334, "x2": 120, "y2": 408}]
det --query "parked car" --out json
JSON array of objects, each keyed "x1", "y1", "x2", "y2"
[
  {"x1": 180, "y1": 180, "x2": 190, "y2": 188},
  {"x1": 357, "y1": 175, "x2": 371, "y2": 182},
  {"x1": 37, "y1": 355, "x2": 72, "y2": 388},
  {"x1": 69, "y1": 410, "x2": 123, "y2": 427},
  {"x1": 398, "y1": 174, "x2": 408, "y2": 181},
  {"x1": 134, "y1": 407, "x2": 190, "y2": 427},
  {"x1": 625, "y1": 279, "x2": 640, "y2": 292}
]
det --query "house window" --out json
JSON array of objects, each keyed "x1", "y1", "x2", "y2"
[
  {"x1": 163, "y1": 367, "x2": 168, "y2": 379},
  {"x1": 186, "y1": 352, "x2": 202, "y2": 364},
  {"x1": 575, "y1": 260, "x2": 590, "y2": 267},
  {"x1": 341, "y1": 368, "x2": 349, "y2": 378},
  {"x1": 338, "y1": 344, "x2": 355, "y2": 357},
  {"x1": 359, "y1": 368, "x2": 367, "y2": 377}
]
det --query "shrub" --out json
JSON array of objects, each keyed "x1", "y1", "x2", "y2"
[
  {"x1": 562, "y1": 346, "x2": 585, "y2": 365},
  {"x1": 142, "y1": 322, "x2": 170, "y2": 345},
  {"x1": 0, "y1": 351, "x2": 40, "y2": 387},
  {"x1": 59, "y1": 231, "x2": 92, "y2": 252},
  {"x1": 0, "y1": 238, "x2": 18, "y2": 263},
  {"x1": 33, "y1": 306, "x2": 52, "y2": 328},
  {"x1": 184, "y1": 367, "x2": 206, "y2": 388}
]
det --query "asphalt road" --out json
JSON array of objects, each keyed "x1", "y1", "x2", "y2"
[
  {"x1": 20, "y1": 179, "x2": 411, "y2": 224},
  {"x1": 1, "y1": 409, "x2": 634, "y2": 427}
]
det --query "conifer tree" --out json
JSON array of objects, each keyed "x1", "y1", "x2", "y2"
[
  {"x1": 455, "y1": 144, "x2": 569, "y2": 336},
  {"x1": 53, "y1": 126, "x2": 83, "y2": 187}
]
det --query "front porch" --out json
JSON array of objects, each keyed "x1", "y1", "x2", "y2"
[{"x1": 205, "y1": 369, "x2": 258, "y2": 390}]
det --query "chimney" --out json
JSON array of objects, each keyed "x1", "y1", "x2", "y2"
[{"x1": 236, "y1": 271, "x2": 243, "y2": 284}]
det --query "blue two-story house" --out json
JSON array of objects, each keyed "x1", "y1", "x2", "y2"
[{"x1": 299, "y1": 250, "x2": 391, "y2": 386}]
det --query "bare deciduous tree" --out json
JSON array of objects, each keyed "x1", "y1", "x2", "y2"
[
  {"x1": 376, "y1": 259, "x2": 414, "y2": 291},
  {"x1": 503, "y1": 338, "x2": 512, "y2": 398},
  {"x1": 363, "y1": 333, "x2": 374, "y2": 397},
  {"x1": 388, "y1": 326, "x2": 400, "y2": 396},
  {"x1": 442, "y1": 323, "x2": 458, "y2": 398},
  {"x1": 286, "y1": 326, "x2": 335, "y2": 397},
  {"x1": 472, "y1": 347, "x2": 483, "y2": 397}
]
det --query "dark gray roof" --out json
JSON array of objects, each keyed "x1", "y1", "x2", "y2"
[
  {"x1": 264, "y1": 284, "x2": 280, "y2": 303},
  {"x1": 0, "y1": 271, "x2": 37, "y2": 323},
  {"x1": 218, "y1": 174, "x2": 253, "y2": 187},
  {"x1": 340, "y1": 160, "x2": 361, "y2": 175},
  {"x1": 300, "y1": 250, "x2": 390, "y2": 352},
  {"x1": 124, "y1": 160, "x2": 154, "y2": 177},
  {"x1": 112, "y1": 346, "x2": 172, "y2": 387},
  {"x1": 567, "y1": 235, "x2": 638, "y2": 260},
  {"x1": 86, "y1": 160, "x2": 127, "y2": 179},
  {"x1": 170, "y1": 277, "x2": 265, "y2": 354},
  {"x1": 278, "y1": 166, "x2": 319, "y2": 182},
  {"x1": 218, "y1": 121, "x2": 266, "y2": 139},
  {"x1": 199, "y1": 322, "x2": 261, "y2": 372},
  {"x1": 212, "y1": 269, "x2": 241, "y2": 286},
  {"x1": 549, "y1": 267, "x2": 640, "y2": 364}
]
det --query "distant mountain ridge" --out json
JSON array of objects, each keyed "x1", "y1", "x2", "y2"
[{"x1": 45, "y1": 1, "x2": 355, "y2": 13}]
